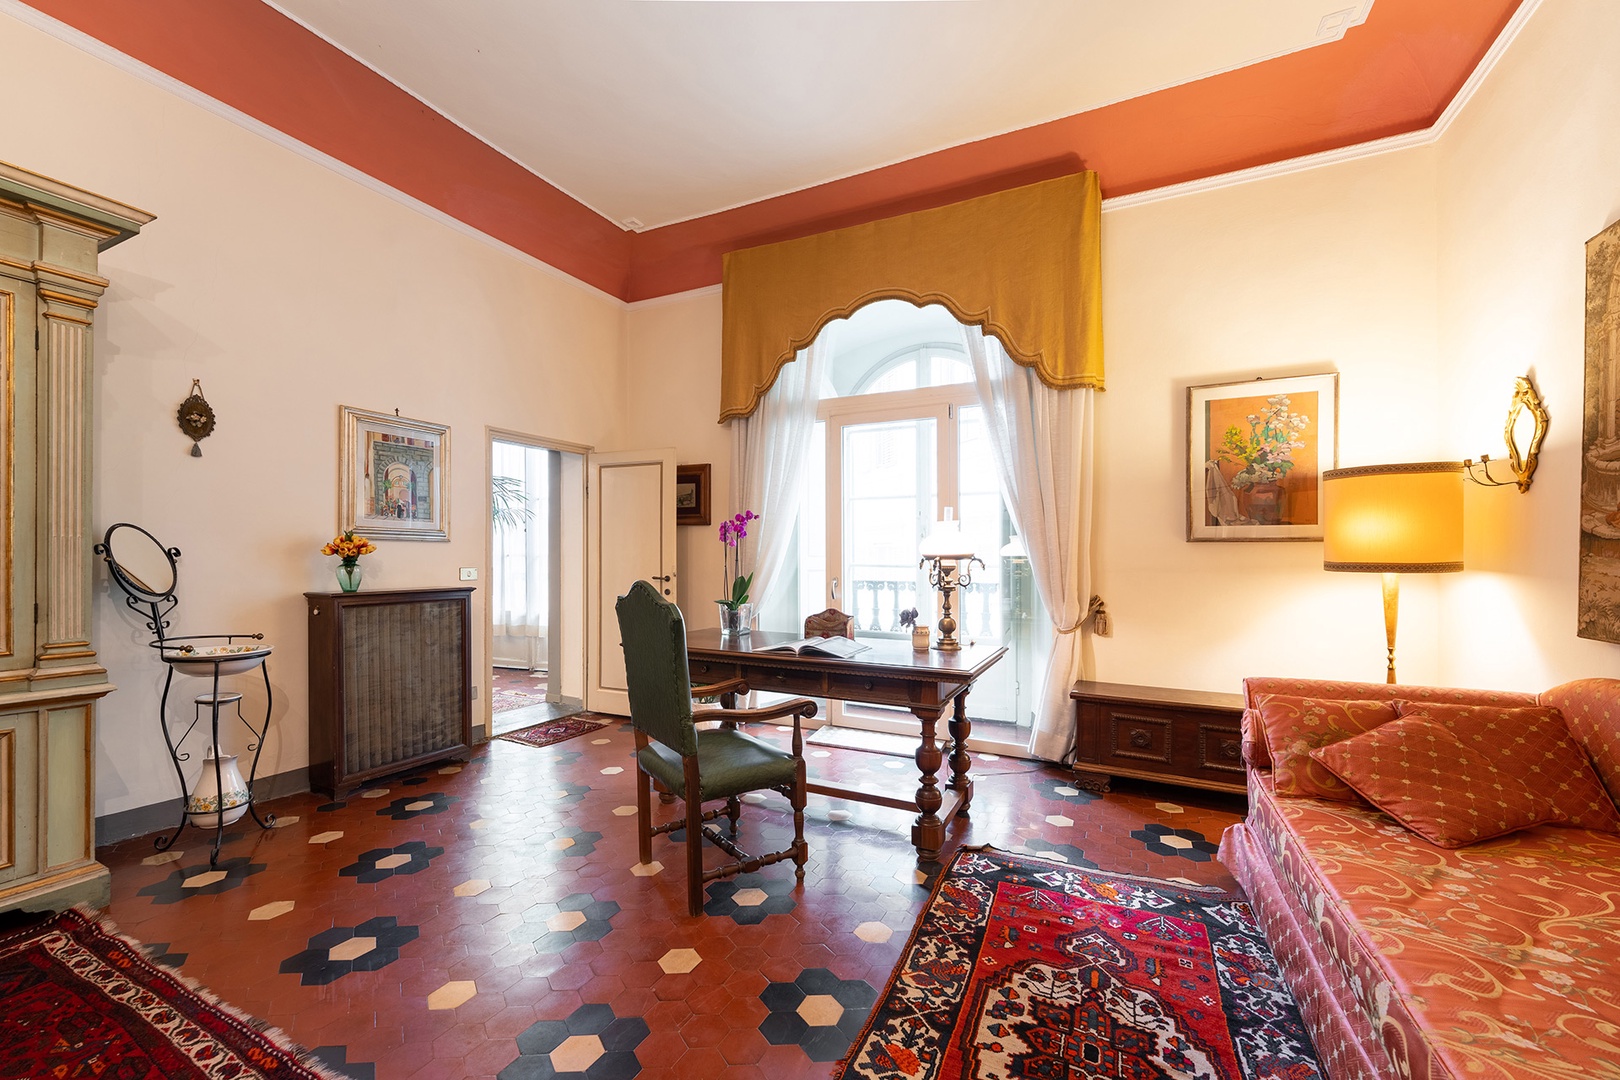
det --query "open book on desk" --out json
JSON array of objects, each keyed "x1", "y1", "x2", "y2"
[{"x1": 758, "y1": 636, "x2": 871, "y2": 659}]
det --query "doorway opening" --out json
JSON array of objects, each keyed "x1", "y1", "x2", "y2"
[{"x1": 488, "y1": 433, "x2": 586, "y2": 737}]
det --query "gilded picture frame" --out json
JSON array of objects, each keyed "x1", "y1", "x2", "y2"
[
  {"x1": 1186, "y1": 372, "x2": 1338, "y2": 542},
  {"x1": 675, "y1": 463, "x2": 711, "y2": 526},
  {"x1": 340, "y1": 405, "x2": 450, "y2": 542}
]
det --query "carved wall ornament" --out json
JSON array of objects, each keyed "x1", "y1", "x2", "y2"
[{"x1": 177, "y1": 379, "x2": 215, "y2": 457}]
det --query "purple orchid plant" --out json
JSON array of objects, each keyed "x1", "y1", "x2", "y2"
[{"x1": 718, "y1": 510, "x2": 759, "y2": 610}]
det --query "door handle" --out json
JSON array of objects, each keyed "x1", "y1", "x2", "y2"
[
  {"x1": 652, "y1": 573, "x2": 673, "y2": 596},
  {"x1": 830, "y1": 576, "x2": 840, "y2": 600}
]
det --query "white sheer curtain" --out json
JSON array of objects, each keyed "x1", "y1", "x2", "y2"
[
  {"x1": 491, "y1": 442, "x2": 549, "y2": 656},
  {"x1": 962, "y1": 326, "x2": 1095, "y2": 762},
  {"x1": 728, "y1": 322, "x2": 840, "y2": 624}
]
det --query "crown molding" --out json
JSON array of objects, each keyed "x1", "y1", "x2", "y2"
[
  {"x1": 1103, "y1": 0, "x2": 1542, "y2": 214},
  {"x1": 0, "y1": 0, "x2": 625, "y2": 308}
]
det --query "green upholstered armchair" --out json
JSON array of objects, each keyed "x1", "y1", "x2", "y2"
[{"x1": 614, "y1": 580, "x2": 817, "y2": 916}]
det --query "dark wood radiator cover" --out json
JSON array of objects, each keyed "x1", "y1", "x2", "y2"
[{"x1": 305, "y1": 587, "x2": 474, "y2": 797}]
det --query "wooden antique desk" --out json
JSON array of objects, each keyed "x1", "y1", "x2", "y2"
[{"x1": 685, "y1": 628, "x2": 1006, "y2": 862}]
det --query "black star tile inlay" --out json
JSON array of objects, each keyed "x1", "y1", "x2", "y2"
[
  {"x1": 705, "y1": 872, "x2": 798, "y2": 924},
  {"x1": 1032, "y1": 776, "x2": 1102, "y2": 805},
  {"x1": 309, "y1": 1045, "x2": 377, "y2": 1080},
  {"x1": 1022, "y1": 841, "x2": 1099, "y2": 868},
  {"x1": 278, "y1": 916, "x2": 418, "y2": 986},
  {"x1": 503, "y1": 1002, "x2": 649, "y2": 1079},
  {"x1": 542, "y1": 826, "x2": 602, "y2": 858},
  {"x1": 137, "y1": 857, "x2": 266, "y2": 904},
  {"x1": 758, "y1": 968, "x2": 877, "y2": 1062},
  {"x1": 519, "y1": 893, "x2": 620, "y2": 954},
  {"x1": 1131, "y1": 822, "x2": 1220, "y2": 862},
  {"x1": 340, "y1": 840, "x2": 444, "y2": 884},
  {"x1": 374, "y1": 792, "x2": 459, "y2": 820}
]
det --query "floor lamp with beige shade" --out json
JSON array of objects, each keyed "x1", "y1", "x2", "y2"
[{"x1": 1322, "y1": 462, "x2": 1464, "y2": 684}]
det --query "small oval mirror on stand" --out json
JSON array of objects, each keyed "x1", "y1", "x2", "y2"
[{"x1": 99, "y1": 523, "x2": 179, "y2": 602}]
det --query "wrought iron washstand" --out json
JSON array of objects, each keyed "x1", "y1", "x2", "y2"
[{"x1": 96, "y1": 523, "x2": 275, "y2": 867}]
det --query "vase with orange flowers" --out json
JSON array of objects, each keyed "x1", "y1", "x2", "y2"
[{"x1": 322, "y1": 529, "x2": 377, "y2": 592}]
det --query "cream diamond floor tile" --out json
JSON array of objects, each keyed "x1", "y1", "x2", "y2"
[
  {"x1": 470, "y1": 819, "x2": 489, "y2": 830},
  {"x1": 453, "y1": 879, "x2": 491, "y2": 897},
  {"x1": 895, "y1": 867, "x2": 928, "y2": 885},
  {"x1": 612, "y1": 806, "x2": 637, "y2": 817},
  {"x1": 272, "y1": 815, "x2": 300, "y2": 827},
  {"x1": 600, "y1": 766, "x2": 624, "y2": 775},
  {"x1": 427, "y1": 980, "x2": 478, "y2": 1010},
  {"x1": 1159, "y1": 834, "x2": 1194, "y2": 850},
  {"x1": 797, "y1": 994, "x2": 844, "y2": 1027},
  {"x1": 590, "y1": 738, "x2": 610, "y2": 745},
  {"x1": 854, "y1": 921, "x2": 892, "y2": 943},
  {"x1": 1045, "y1": 814, "x2": 1074, "y2": 827},
  {"x1": 547, "y1": 911, "x2": 586, "y2": 932},
  {"x1": 630, "y1": 861, "x2": 663, "y2": 877},
  {"x1": 309, "y1": 831, "x2": 343, "y2": 845},
  {"x1": 732, "y1": 888, "x2": 768, "y2": 907},
  {"x1": 438, "y1": 765, "x2": 462, "y2": 774},
  {"x1": 658, "y1": 948, "x2": 701, "y2": 974},
  {"x1": 248, "y1": 900, "x2": 295, "y2": 921},
  {"x1": 182, "y1": 871, "x2": 226, "y2": 889},
  {"x1": 811, "y1": 750, "x2": 832, "y2": 758},
  {"x1": 359, "y1": 789, "x2": 389, "y2": 799},
  {"x1": 327, "y1": 936, "x2": 376, "y2": 962},
  {"x1": 142, "y1": 851, "x2": 184, "y2": 866},
  {"x1": 1156, "y1": 802, "x2": 1185, "y2": 814},
  {"x1": 550, "y1": 1035, "x2": 603, "y2": 1073},
  {"x1": 375, "y1": 853, "x2": 412, "y2": 869},
  {"x1": 546, "y1": 837, "x2": 576, "y2": 851},
  {"x1": 404, "y1": 800, "x2": 433, "y2": 811}
]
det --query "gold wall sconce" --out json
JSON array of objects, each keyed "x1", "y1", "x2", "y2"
[{"x1": 1463, "y1": 375, "x2": 1548, "y2": 492}]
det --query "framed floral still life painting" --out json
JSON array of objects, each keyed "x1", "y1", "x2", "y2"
[
  {"x1": 1186, "y1": 373, "x2": 1338, "y2": 542},
  {"x1": 340, "y1": 405, "x2": 450, "y2": 542}
]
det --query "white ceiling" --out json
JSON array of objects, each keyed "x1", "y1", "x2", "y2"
[{"x1": 269, "y1": 0, "x2": 1374, "y2": 229}]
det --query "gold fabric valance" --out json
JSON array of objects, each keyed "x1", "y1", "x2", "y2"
[{"x1": 719, "y1": 172, "x2": 1102, "y2": 421}]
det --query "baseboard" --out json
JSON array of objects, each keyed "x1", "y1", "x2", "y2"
[{"x1": 94, "y1": 767, "x2": 311, "y2": 847}]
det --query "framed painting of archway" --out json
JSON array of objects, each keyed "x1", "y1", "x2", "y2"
[{"x1": 340, "y1": 405, "x2": 450, "y2": 541}]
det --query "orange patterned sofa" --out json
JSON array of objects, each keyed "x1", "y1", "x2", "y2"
[{"x1": 1217, "y1": 677, "x2": 1620, "y2": 1080}]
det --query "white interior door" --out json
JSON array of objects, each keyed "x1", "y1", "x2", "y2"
[{"x1": 586, "y1": 448, "x2": 676, "y2": 714}]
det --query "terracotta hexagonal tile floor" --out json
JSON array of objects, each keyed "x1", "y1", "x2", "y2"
[{"x1": 94, "y1": 722, "x2": 1245, "y2": 1078}]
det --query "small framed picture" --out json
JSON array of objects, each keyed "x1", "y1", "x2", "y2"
[
  {"x1": 1187, "y1": 372, "x2": 1338, "y2": 542},
  {"x1": 675, "y1": 463, "x2": 711, "y2": 526},
  {"x1": 340, "y1": 405, "x2": 450, "y2": 541}
]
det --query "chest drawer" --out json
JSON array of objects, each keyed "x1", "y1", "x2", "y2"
[{"x1": 1070, "y1": 681, "x2": 1246, "y2": 796}]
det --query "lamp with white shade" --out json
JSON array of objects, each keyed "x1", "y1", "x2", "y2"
[
  {"x1": 1322, "y1": 462, "x2": 1464, "y2": 683},
  {"x1": 918, "y1": 508, "x2": 984, "y2": 652}
]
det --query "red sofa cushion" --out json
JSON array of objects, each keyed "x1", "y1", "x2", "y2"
[
  {"x1": 1395, "y1": 702, "x2": 1620, "y2": 833},
  {"x1": 1310, "y1": 717, "x2": 1554, "y2": 847},
  {"x1": 1255, "y1": 694, "x2": 1396, "y2": 801}
]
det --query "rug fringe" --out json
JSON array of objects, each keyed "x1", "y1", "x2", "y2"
[{"x1": 56, "y1": 904, "x2": 356, "y2": 1080}]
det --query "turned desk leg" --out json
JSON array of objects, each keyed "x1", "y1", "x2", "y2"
[
  {"x1": 947, "y1": 692, "x2": 974, "y2": 813},
  {"x1": 911, "y1": 707, "x2": 946, "y2": 861}
]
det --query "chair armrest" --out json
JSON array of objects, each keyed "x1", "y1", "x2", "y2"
[
  {"x1": 694, "y1": 697, "x2": 817, "y2": 726},
  {"x1": 692, "y1": 677, "x2": 750, "y2": 700}
]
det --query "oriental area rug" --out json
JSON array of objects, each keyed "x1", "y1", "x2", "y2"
[
  {"x1": 495, "y1": 713, "x2": 609, "y2": 750},
  {"x1": 0, "y1": 906, "x2": 339, "y2": 1080},
  {"x1": 835, "y1": 847, "x2": 1322, "y2": 1080}
]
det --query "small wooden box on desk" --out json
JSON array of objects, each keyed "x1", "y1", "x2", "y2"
[
  {"x1": 305, "y1": 587, "x2": 474, "y2": 798},
  {"x1": 1069, "y1": 680, "x2": 1245, "y2": 795}
]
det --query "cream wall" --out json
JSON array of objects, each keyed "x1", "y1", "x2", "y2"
[
  {"x1": 0, "y1": 15, "x2": 628, "y2": 820},
  {"x1": 1435, "y1": 0, "x2": 1620, "y2": 690},
  {"x1": 622, "y1": 289, "x2": 730, "y2": 624}
]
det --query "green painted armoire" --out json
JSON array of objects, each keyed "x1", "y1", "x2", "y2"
[{"x1": 0, "y1": 162, "x2": 151, "y2": 912}]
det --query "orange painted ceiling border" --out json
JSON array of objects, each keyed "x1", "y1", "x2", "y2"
[{"x1": 18, "y1": 0, "x2": 1522, "y2": 303}]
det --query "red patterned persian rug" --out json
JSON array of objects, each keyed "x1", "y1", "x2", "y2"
[
  {"x1": 0, "y1": 906, "x2": 340, "y2": 1079},
  {"x1": 836, "y1": 847, "x2": 1322, "y2": 1080},
  {"x1": 495, "y1": 713, "x2": 610, "y2": 750}
]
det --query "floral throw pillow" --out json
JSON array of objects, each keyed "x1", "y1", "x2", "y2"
[
  {"x1": 1310, "y1": 717, "x2": 1555, "y2": 848},
  {"x1": 1255, "y1": 695, "x2": 1398, "y2": 801},
  {"x1": 1395, "y1": 701, "x2": 1620, "y2": 833}
]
